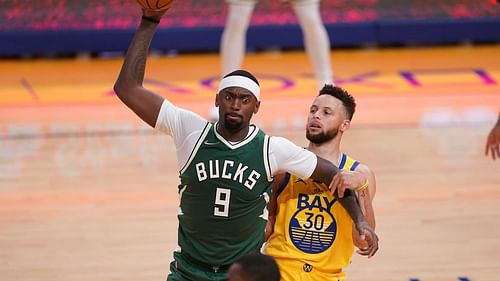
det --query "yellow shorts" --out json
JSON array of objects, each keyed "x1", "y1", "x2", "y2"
[{"x1": 275, "y1": 258, "x2": 345, "y2": 281}]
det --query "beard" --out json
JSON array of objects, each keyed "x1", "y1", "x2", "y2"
[
  {"x1": 223, "y1": 115, "x2": 244, "y2": 132},
  {"x1": 306, "y1": 128, "x2": 338, "y2": 144}
]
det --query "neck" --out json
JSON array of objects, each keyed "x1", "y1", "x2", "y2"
[
  {"x1": 307, "y1": 135, "x2": 342, "y2": 165},
  {"x1": 216, "y1": 122, "x2": 250, "y2": 142}
]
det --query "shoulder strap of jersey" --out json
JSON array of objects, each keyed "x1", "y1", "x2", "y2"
[{"x1": 339, "y1": 152, "x2": 360, "y2": 171}]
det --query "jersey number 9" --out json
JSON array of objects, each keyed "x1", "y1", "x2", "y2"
[{"x1": 214, "y1": 187, "x2": 231, "y2": 217}]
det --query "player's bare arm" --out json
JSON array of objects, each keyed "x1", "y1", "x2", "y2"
[
  {"x1": 311, "y1": 156, "x2": 360, "y2": 197},
  {"x1": 354, "y1": 220, "x2": 379, "y2": 258},
  {"x1": 337, "y1": 188, "x2": 379, "y2": 258},
  {"x1": 328, "y1": 169, "x2": 366, "y2": 198},
  {"x1": 351, "y1": 164, "x2": 377, "y2": 254},
  {"x1": 264, "y1": 173, "x2": 286, "y2": 241},
  {"x1": 113, "y1": 9, "x2": 168, "y2": 128}
]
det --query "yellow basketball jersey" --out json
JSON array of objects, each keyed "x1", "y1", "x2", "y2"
[{"x1": 264, "y1": 153, "x2": 360, "y2": 275}]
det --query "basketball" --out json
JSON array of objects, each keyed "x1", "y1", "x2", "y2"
[{"x1": 135, "y1": 0, "x2": 176, "y2": 11}]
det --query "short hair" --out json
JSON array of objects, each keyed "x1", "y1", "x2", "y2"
[
  {"x1": 233, "y1": 253, "x2": 280, "y2": 281},
  {"x1": 223, "y1": 70, "x2": 260, "y2": 86},
  {"x1": 318, "y1": 84, "x2": 356, "y2": 121}
]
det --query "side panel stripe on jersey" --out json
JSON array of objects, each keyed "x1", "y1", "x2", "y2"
[
  {"x1": 263, "y1": 135, "x2": 273, "y2": 182},
  {"x1": 179, "y1": 122, "x2": 211, "y2": 174},
  {"x1": 177, "y1": 185, "x2": 187, "y2": 215}
]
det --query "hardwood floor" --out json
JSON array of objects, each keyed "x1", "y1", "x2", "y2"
[{"x1": 1, "y1": 45, "x2": 499, "y2": 281}]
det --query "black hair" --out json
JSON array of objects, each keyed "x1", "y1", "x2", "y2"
[
  {"x1": 233, "y1": 253, "x2": 280, "y2": 281},
  {"x1": 318, "y1": 84, "x2": 356, "y2": 120},
  {"x1": 223, "y1": 70, "x2": 260, "y2": 86}
]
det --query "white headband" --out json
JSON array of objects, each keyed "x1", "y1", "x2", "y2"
[{"x1": 218, "y1": 75, "x2": 261, "y2": 100}]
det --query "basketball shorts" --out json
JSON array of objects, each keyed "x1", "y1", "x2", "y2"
[
  {"x1": 275, "y1": 258, "x2": 345, "y2": 281},
  {"x1": 167, "y1": 251, "x2": 229, "y2": 281}
]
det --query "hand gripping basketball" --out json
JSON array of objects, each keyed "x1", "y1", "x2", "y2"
[{"x1": 136, "y1": 0, "x2": 176, "y2": 11}]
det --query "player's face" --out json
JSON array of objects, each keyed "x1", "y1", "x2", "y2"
[
  {"x1": 306, "y1": 95, "x2": 348, "y2": 144},
  {"x1": 216, "y1": 87, "x2": 260, "y2": 133}
]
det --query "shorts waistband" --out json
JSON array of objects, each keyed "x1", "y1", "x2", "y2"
[
  {"x1": 181, "y1": 252, "x2": 231, "y2": 273},
  {"x1": 274, "y1": 257, "x2": 343, "y2": 275}
]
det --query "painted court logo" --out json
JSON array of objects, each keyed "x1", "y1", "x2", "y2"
[{"x1": 289, "y1": 193, "x2": 337, "y2": 254}]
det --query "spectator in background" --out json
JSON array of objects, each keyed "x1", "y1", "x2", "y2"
[{"x1": 221, "y1": 0, "x2": 334, "y2": 87}]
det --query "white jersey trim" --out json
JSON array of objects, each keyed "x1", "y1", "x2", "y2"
[
  {"x1": 263, "y1": 135, "x2": 272, "y2": 182},
  {"x1": 180, "y1": 122, "x2": 212, "y2": 175},
  {"x1": 214, "y1": 123, "x2": 260, "y2": 149}
]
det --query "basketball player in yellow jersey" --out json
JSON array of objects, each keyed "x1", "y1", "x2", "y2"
[{"x1": 264, "y1": 85, "x2": 378, "y2": 281}]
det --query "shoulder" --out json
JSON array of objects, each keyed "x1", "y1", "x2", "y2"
[
  {"x1": 355, "y1": 163, "x2": 374, "y2": 177},
  {"x1": 269, "y1": 136, "x2": 303, "y2": 153},
  {"x1": 268, "y1": 136, "x2": 310, "y2": 152},
  {"x1": 269, "y1": 135, "x2": 292, "y2": 145}
]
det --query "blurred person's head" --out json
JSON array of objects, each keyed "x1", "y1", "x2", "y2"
[{"x1": 227, "y1": 253, "x2": 280, "y2": 281}]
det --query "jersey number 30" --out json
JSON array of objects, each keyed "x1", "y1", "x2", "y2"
[{"x1": 214, "y1": 188, "x2": 231, "y2": 217}]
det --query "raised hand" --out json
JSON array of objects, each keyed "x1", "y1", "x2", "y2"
[{"x1": 485, "y1": 118, "x2": 500, "y2": 160}]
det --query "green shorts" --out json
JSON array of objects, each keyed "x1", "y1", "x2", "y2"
[{"x1": 167, "y1": 252, "x2": 230, "y2": 281}]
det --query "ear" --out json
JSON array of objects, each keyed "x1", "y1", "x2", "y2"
[
  {"x1": 214, "y1": 94, "x2": 219, "y2": 107},
  {"x1": 340, "y1": 119, "x2": 351, "y2": 132},
  {"x1": 254, "y1": 100, "x2": 261, "y2": 114}
]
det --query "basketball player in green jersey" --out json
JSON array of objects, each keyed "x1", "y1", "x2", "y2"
[
  {"x1": 114, "y1": 6, "x2": 371, "y2": 281},
  {"x1": 264, "y1": 85, "x2": 378, "y2": 281}
]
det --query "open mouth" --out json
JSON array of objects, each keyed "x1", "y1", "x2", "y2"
[
  {"x1": 308, "y1": 121, "x2": 322, "y2": 129},
  {"x1": 226, "y1": 113, "x2": 242, "y2": 121}
]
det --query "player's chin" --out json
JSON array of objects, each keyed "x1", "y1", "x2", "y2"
[
  {"x1": 307, "y1": 126, "x2": 323, "y2": 135},
  {"x1": 306, "y1": 131, "x2": 324, "y2": 144},
  {"x1": 224, "y1": 118, "x2": 244, "y2": 131}
]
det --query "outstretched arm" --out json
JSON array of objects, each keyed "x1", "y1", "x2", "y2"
[
  {"x1": 113, "y1": 9, "x2": 169, "y2": 128},
  {"x1": 269, "y1": 138, "x2": 365, "y2": 197},
  {"x1": 311, "y1": 157, "x2": 366, "y2": 198},
  {"x1": 309, "y1": 156, "x2": 340, "y2": 190},
  {"x1": 338, "y1": 188, "x2": 379, "y2": 258},
  {"x1": 485, "y1": 112, "x2": 500, "y2": 160}
]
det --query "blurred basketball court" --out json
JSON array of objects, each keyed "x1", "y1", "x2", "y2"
[{"x1": 1, "y1": 43, "x2": 500, "y2": 281}]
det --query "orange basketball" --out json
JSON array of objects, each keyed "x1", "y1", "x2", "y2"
[{"x1": 135, "y1": 0, "x2": 176, "y2": 11}]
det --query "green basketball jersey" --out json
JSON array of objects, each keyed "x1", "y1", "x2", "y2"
[{"x1": 177, "y1": 123, "x2": 272, "y2": 267}]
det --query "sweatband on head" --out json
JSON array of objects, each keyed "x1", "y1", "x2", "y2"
[{"x1": 218, "y1": 75, "x2": 261, "y2": 100}]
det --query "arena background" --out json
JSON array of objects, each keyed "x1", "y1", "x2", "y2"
[{"x1": 1, "y1": 0, "x2": 499, "y2": 56}]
